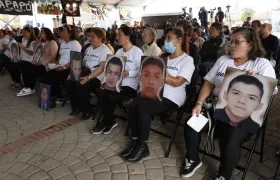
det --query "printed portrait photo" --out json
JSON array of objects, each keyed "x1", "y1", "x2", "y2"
[
  {"x1": 10, "y1": 43, "x2": 19, "y2": 62},
  {"x1": 32, "y1": 43, "x2": 45, "y2": 63},
  {"x1": 101, "y1": 55, "x2": 126, "y2": 92},
  {"x1": 38, "y1": 83, "x2": 51, "y2": 111},
  {"x1": 70, "y1": 51, "x2": 83, "y2": 82},
  {"x1": 214, "y1": 68, "x2": 278, "y2": 133},
  {"x1": 138, "y1": 56, "x2": 166, "y2": 101}
]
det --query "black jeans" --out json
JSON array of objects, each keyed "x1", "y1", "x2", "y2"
[
  {"x1": 184, "y1": 120, "x2": 252, "y2": 180},
  {"x1": 129, "y1": 97, "x2": 178, "y2": 141},
  {"x1": 6, "y1": 61, "x2": 31, "y2": 83},
  {"x1": 39, "y1": 69, "x2": 70, "y2": 98},
  {"x1": 21, "y1": 64, "x2": 46, "y2": 89},
  {"x1": 0, "y1": 54, "x2": 10, "y2": 70},
  {"x1": 98, "y1": 86, "x2": 137, "y2": 127},
  {"x1": 66, "y1": 78, "x2": 101, "y2": 113}
]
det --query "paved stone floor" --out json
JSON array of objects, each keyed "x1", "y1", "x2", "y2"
[{"x1": 0, "y1": 74, "x2": 280, "y2": 180}]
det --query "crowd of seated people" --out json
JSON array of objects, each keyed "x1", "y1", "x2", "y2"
[{"x1": 0, "y1": 18, "x2": 279, "y2": 180}]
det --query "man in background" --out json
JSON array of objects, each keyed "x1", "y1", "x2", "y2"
[{"x1": 216, "y1": 7, "x2": 225, "y2": 24}]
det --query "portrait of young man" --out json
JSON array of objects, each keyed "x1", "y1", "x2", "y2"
[
  {"x1": 70, "y1": 59, "x2": 82, "y2": 81},
  {"x1": 101, "y1": 56, "x2": 123, "y2": 92},
  {"x1": 11, "y1": 43, "x2": 19, "y2": 62},
  {"x1": 139, "y1": 57, "x2": 165, "y2": 101},
  {"x1": 39, "y1": 86, "x2": 50, "y2": 110},
  {"x1": 33, "y1": 44, "x2": 44, "y2": 63},
  {"x1": 214, "y1": 74, "x2": 264, "y2": 132}
]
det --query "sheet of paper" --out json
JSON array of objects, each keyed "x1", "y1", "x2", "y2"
[{"x1": 187, "y1": 114, "x2": 209, "y2": 132}]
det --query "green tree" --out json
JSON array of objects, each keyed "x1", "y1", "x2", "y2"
[{"x1": 241, "y1": 8, "x2": 255, "y2": 21}]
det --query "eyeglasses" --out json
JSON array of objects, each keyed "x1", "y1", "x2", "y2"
[{"x1": 230, "y1": 39, "x2": 247, "y2": 45}]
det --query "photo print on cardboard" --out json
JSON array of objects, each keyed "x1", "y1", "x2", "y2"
[
  {"x1": 70, "y1": 51, "x2": 83, "y2": 82},
  {"x1": 101, "y1": 55, "x2": 126, "y2": 92},
  {"x1": 138, "y1": 56, "x2": 167, "y2": 101},
  {"x1": 10, "y1": 42, "x2": 20, "y2": 62},
  {"x1": 214, "y1": 67, "x2": 278, "y2": 134},
  {"x1": 32, "y1": 43, "x2": 45, "y2": 63},
  {"x1": 38, "y1": 83, "x2": 51, "y2": 111}
]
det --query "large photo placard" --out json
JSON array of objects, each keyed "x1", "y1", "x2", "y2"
[
  {"x1": 214, "y1": 68, "x2": 278, "y2": 133},
  {"x1": 70, "y1": 51, "x2": 83, "y2": 82},
  {"x1": 101, "y1": 55, "x2": 126, "y2": 92},
  {"x1": 138, "y1": 56, "x2": 167, "y2": 101}
]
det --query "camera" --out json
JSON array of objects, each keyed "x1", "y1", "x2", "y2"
[
  {"x1": 208, "y1": 7, "x2": 216, "y2": 18},
  {"x1": 178, "y1": 7, "x2": 187, "y2": 19}
]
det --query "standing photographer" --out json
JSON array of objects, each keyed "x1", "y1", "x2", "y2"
[
  {"x1": 216, "y1": 7, "x2": 225, "y2": 24},
  {"x1": 198, "y1": 7, "x2": 208, "y2": 34}
]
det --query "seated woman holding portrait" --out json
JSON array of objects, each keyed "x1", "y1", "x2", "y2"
[
  {"x1": 182, "y1": 27, "x2": 277, "y2": 180},
  {"x1": 39, "y1": 25, "x2": 81, "y2": 105},
  {"x1": 6, "y1": 26, "x2": 35, "y2": 89},
  {"x1": 91, "y1": 26, "x2": 143, "y2": 135},
  {"x1": 66, "y1": 27, "x2": 112, "y2": 120},
  {"x1": 16, "y1": 27, "x2": 58, "y2": 96},
  {"x1": 122, "y1": 28, "x2": 195, "y2": 163}
]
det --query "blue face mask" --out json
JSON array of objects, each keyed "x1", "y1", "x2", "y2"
[{"x1": 164, "y1": 41, "x2": 176, "y2": 53}]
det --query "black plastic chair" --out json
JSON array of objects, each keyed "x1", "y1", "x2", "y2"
[
  {"x1": 198, "y1": 96, "x2": 275, "y2": 180},
  {"x1": 274, "y1": 151, "x2": 280, "y2": 180}
]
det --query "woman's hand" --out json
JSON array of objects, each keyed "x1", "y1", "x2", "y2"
[
  {"x1": 122, "y1": 70, "x2": 129, "y2": 78},
  {"x1": 2, "y1": 44, "x2": 7, "y2": 50},
  {"x1": 192, "y1": 104, "x2": 203, "y2": 117},
  {"x1": 80, "y1": 76, "x2": 90, "y2": 85},
  {"x1": 18, "y1": 43, "x2": 24, "y2": 49},
  {"x1": 244, "y1": 69, "x2": 259, "y2": 75}
]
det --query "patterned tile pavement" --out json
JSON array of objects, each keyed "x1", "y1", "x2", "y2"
[{"x1": 0, "y1": 74, "x2": 280, "y2": 180}]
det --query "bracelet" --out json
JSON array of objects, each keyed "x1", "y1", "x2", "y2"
[
  {"x1": 88, "y1": 75, "x2": 91, "y2": 80},
  {"x1": 63, "y1": 66, "x2": 66, "y2": 70},
  {"x1": 195, "y1": 101, "x2": 204, "y2": 106}
]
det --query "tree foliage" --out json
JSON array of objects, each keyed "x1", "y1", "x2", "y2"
[{"x1": 241, "y1": 8, "x2": 255, "y2": 21}]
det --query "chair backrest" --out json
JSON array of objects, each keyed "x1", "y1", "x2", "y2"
[{"x1": 183, "y1": 66, "x2": 200, "y2": 108}]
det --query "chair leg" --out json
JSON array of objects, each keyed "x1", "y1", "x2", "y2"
[
  {"x1": 92, "y1": 100, "x2": 99, "y2": 120},
  {"x1": 274, "y1": 157, "x2": 280, "y2": 180},
  {"x1": 164, "y1": 111, "x2": 183, "y2": 158},
  {"x1": 61, "y1": 93, "x2": 68, "y2": 107},
  {"x1": 260, "y1": 124, "x2": 266, "y2": 163},
  {"x1": 125, "y1": 120, "x2": 130, "y2": 136},
  {"x1": 241, "y1": 129, "x2": 261, "y2": 180}
]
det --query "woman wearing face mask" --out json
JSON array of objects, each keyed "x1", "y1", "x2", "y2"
[
  {"x1": 6, "y1": 26, "x2": 36, "y2": 88},
  {"x1": 121, "y1": 27, "x2": 195, "y2": 163},
  {"x1": 91, "y1": 26, "x2": 143, "y2": 135},
  {"x1": 16, "y1": 27, "x2": 59, "y2": 96},
  {"x1": 66, "y1": 27, "x2": 112, "y2": 120}
]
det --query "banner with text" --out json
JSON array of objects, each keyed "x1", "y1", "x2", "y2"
[{"x1": 0, "y1": 0, "x2": 33, "y2": 15}]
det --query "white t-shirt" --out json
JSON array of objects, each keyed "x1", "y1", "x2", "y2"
[
  {"x1": 115, "y1": 46, "x2": 143, "y2": 90},
  {"x1": 0, "y1": 37, "x2": 9, "y2": 51},
  {"x1": 163, "y1": 53, "x2": 195, "y2": 106},
  {"x1": 4, "y1": 39, "x2": 16, "y2": 58},
  {"x1": 59, "y1": 40, "x2": 82, "y2": 66},
  {"x1": 84, "y1": 44, "x2": 112, "y2": 81},
  {"x1": 205, "y1": 55, "x2": 278, "y2": 96},
  {"x1": 20, "y1": 38, "x2": 34, "y2": 62}
]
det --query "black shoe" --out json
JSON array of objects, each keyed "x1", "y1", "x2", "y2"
[
  {"x1": 125, "y1": 141, "x2": 150, "y2": 163},
  {"x1": 91, "y1": 121, "x2": 106, "y2": 135},
  {"x1": 69, "y1": 109, "x2": 79, "y2": 116},
  {"x1": 81, "y1": 112, "x2": 91, "y2": 120},
  {"x1": 122, "y1": 139, "x2": 137, "y2": 157},
  {"x1": 103, "y1": 122, "x2": 118, "y2": 135},
  {"x1": 181, "y1": 159, "x2": 202, "y2": 178}
]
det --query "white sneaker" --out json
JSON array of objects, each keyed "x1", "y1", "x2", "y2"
[{"x1": 17, "y1": 88, "x2": 34, "y2": 97}]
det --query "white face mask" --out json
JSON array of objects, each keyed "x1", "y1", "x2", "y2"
[{"x1": 5, "y1": 35, "x2": 10, "y2": 39}]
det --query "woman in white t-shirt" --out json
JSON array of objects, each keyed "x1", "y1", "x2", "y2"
[
  {"x1": 0, "y1": 29, "x2": 9, "y2": 55},
  {"x1": 66, "y1": 27, "x2": 112, "y2": 120},
  {"x1": 182, "y1": 27, "x2": 277, "y2": 180},
  {"x1": 6, "y1": 26, "x2": 36, "y2": 88},
  {"x1": 17, "y1": 27, "x2": 59, "y2": 96},
  {"x1": 40, "y1": 25, "x2": 82, "y2": 105},
  {"x1": 121, "y1": 28, "x2": 195, "y2": 163},
  {"x1": 0, "y1": 31, "x2": 16, "y2": 73},
  {"x1": 91, "y1": 26, "x2": 143, "y2": 135}
]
